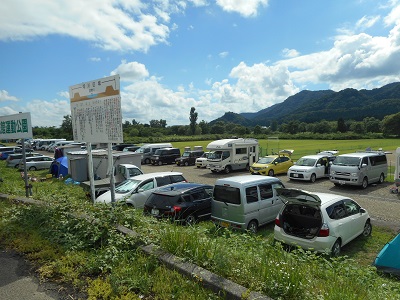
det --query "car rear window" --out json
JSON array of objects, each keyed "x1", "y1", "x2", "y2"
[{"x1": 214, "y1": 185, "x2": 241, "y2": 205}]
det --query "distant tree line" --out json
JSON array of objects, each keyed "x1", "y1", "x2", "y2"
[{"x1": 32, "y1": 109, "x2": 400, "y2": 142}]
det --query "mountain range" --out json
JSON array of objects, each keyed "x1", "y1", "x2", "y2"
[{"x1": 210, "y1": 82, "x2": 400, "y2": 127}]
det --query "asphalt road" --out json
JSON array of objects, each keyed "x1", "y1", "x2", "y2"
[{"x1": 0, "y1": 248, "x2": 60, "y2": 300}]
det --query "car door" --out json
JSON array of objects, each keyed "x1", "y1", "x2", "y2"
[
  {"x1": 343, "y1": 199, "x2": 365, "y2": 241},
  {"x1": 129, "y1": 179, "x2": 156, "y2": 208},
  {"x1": 315, "y1": 157, "x2": 327, "y2": 178},
  {"x1": 190, "y1": 188, "x2": 212, "y2": 218},
  {"x1": 327, "y1": 201, "x2": 353, "y2": 244}
]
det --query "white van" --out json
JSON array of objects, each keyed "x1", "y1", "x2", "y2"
[
  {"x1": 329, "y1": 151, "x2": 387, "y2": 189},
  {"x1": 211, "y1": 175, "x2": 285, "y2": 233},
  {"x1": 206, "y1": 138, "x2": 259, "y2": 174},
  {"x1": 37, "y1": 139, "x2": 66, "y2": 150},
  {"x1": 49, "y1": 140, "x2": 75, "y2": 152},
  {"x1": 134, "y1": 143, "x2": 173, "y2": 164}
]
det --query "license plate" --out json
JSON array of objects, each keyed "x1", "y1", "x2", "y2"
[
  {"x1": 151, "y1": 208, "x2": 159, "y2": 216},
  {"x1": 221, "y1": 221, "x2": 230, "y2": 228},
  {"x1": 339, "y1": 180, "x2": 345, "y2": 185}
]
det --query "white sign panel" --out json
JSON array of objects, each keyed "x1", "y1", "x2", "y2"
[
  {"x1": 69, "y1": 75, "x2": 123, "y2": 143},
  {"x1": 0, "y1": 112, "x2": 33, "y2": 140}
]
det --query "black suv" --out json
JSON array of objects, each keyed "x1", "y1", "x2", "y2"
[
  {"x1": 175, "y1": 150, "x2": 204, "y2": 166},
  {"x1": 143, "y1": 182, "x2": 213, "y2": 224},
  {"x1": 151, "y1": 147, "x2": 181, "y2": 165}
]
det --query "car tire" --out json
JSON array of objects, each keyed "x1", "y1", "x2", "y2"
[
  {"x1": 184, "y1": 161, "x2": 189, "y2": 166},
  {"x1": 378, "y1": 173, "x2": 385, "y2": 184},
  {"x1": 211, "y1": 170, "x2": 217, "y2": 173},
  {"x1": 224, "y1": 166, "x2": 231, "y2": 174},
  {"x1": 158, "y1": 161, "x2": 163, "y2": 166},
  {"x1": 247, "y1": 220, "x2": 258, "y2": 234},
  {"x1": 145, "y1": 158, "x2": 151, "y2": 164},
  {"x1": 331, "y1": 239, "x2": 341, "y2": 257},
  {"x1": 245, "y1": 164, "x2": 250, "y2": 171},
  {"x1": 268, "y1": 169, "x2": 274, "y2": 176},
  {"x1": 361, "y1": 177, "x2": 368, "y2": 189},
  {"x1": 185, "y1": 214, "x2": 197, "y2": 225},
  {"x1": 29, "y1": 166, "x2": 37, "y2": 171},
  {"x1": 14, "y1": 164, "x2": 19, "y2": 168},
  {"x1": 310, "y1": 173, "x2": 316, "y2": 183},
  {"x1": 362, "y1": 220, "x2": 372, "y2": 237}
]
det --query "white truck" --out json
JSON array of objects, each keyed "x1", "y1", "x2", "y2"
[
  {"x1": 206, "y1": 138, "x2": 259, "y2": 174},
  {"x1": 80, "y1": 163, "x2": 143, "y2": 196}
]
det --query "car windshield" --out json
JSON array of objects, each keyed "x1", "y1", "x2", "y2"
[
  {"x1": 296, "y1": 158, "x2": 317, "y2": 166},
  {"x1": 208, "y1": 151, "x2": 222, "y2": 159},
  {"x1": 115, "y1": 179, "x2": 141, "y2": 193},
  {"x1": 333, "y1": 156, "x2": 360, "y2": 166},
  {"x1": 257, "y1": 157, "x2": 275, "y2": 164},
  {"x1": 182, "y1": 152, "x2": 190, "y2": 157}
]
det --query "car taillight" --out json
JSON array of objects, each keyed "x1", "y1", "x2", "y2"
[
  {"x1": 173, "y1": 206, "x2": 182, "y2": 212},
  {"x1": 318, "y1": 223, "x2": 330, "y2": 237},
  {"x1": 275, "y1": 216, "x2": 281, "y2": 227}
]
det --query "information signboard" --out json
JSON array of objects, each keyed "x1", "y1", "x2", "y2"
[
  {"x1": 69, "y1": 75, "x2": 123, "y2": 143},
  {"x1": 0, "y1": 112, "x2": 33, "y2": 140}
]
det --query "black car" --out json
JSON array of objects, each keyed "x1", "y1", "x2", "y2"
[
  {"x1": 175, "y1": 150, "x2": 204, "y2": 166},
  {"x1": 150, "y1": 147, "x2": 181, "y2": 165},
  {"x1": 143, "y1": 182, "x2": 213, "y2": 224}
]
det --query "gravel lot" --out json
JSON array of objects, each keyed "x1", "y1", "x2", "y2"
[{"x1": 141, "y1": 157, "x2": 400, "y2": 231}]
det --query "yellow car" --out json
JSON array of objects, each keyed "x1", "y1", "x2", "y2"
[{"x1": 250, "y1": 154, "x2": 293, "y2": 176}]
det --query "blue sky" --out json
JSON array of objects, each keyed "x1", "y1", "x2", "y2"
[{"x1": 1, "y1": 0, "x2": 400, "y2": 128}]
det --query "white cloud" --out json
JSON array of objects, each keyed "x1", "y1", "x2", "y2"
[
  {"x1": 111, "y1": 60, "x2": 149, "y2": 82},
  {"x1": 216, "y1": 0, "x2": 269, "y2": 17},
  {"x1": 0, "y1": 0, "x2": 174, "y2": 52},
  {"x1": 356, "y1": 15, "x2": 380, "y2": 30},
  {"x1": 89, "y1": 57, "x2": 101, "y2": 62},
  {"x1": 281, "y1": 48, "x2": 300, "y2": 58},
  {"x1": 0, "y1": 90, "x2": 18, "y2": 102},
  {"x1": 219, "y1": 51, "x2": 229, "y2": 58}
]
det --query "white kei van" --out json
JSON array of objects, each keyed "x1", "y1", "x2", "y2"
[
  {"x1": 134, "y1": 143, "x2": 173, "y2": 164},
  {"x1": 329, "y1": 151, "x2": 387, "y2": 189},
  {"x1": 211, "y1": 175, "x2": 285, "y2": 233}
]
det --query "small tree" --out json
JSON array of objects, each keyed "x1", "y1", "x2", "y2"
[{"x1": 189, "y1": 107, "x2": 198, "y2": 135}]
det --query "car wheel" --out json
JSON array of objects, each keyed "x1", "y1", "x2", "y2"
[
  {"x1": 331, "y1": 239, "x2": 341, "y2": 257},
  {"x1": 247, "y1": 220, "x2": 258, "y2": 234},
  {"x1": 14, "y1": 164, "x2": 19, "y2": 168},
  {"x1": 158, "y1": 161, "x2": 163, "y2": 166},
  {"x1": 310, "y1": 173, "x2": 316, "y2": 183},
  {"x1": 29, "y1": 166, "x2": 37, "y2": 171},
  {"x1": 145, "y1": 158, "x2": 151, "y2": 164},
  {"x1": 211, "y1": 170, "x2": 217, "y2": 173},
  {"x1": 361, "y1": 177, "x2": 368, "y2": 189},
  {"x1": 184, "y1": 161, "x2": 189, "y2": 166},
  {"x1": 378, "y1": 173, "x2": 385, "y2": 184},
  {"x1": 268, "y1": 169, "x2": 274, "y2": 176},
  {"x1": 224, "y1": 166, "x2": 231, "y2": 174},
  {"x1": 185, "y1": 214, "x2": 197, "y2": 225},
  {"x1": 362, "y1": 221, "x2": 372, "y2": 237}
]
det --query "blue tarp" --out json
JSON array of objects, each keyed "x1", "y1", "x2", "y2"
[
  {"x1": 50, "y1": 156, "x2": 68, "y2": 177},
  {"x1": 374, "y1": 233, "x2": 400, "y2": 276}
]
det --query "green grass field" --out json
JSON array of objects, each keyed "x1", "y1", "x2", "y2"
[{"x1": 173, "y1": 138, "x2": 400, "y2": 160}]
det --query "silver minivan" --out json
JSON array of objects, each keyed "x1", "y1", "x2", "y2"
[
  {"x1": 329, "y1": 151, "x2": 387, "y2": 189},
  {"x1": 211, "y1": 175, "x2": 285, "y2": 233}
]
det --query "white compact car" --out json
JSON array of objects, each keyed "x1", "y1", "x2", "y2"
[
  {"x1": 274, "y1": 188, "x2": 371, "y2": 256},
  {"x1": 95, "y1": 172, "x2": 186, "y2": 207},
  {"x1": 287, "y1": 154, "x2": 335, "y2": 182}
]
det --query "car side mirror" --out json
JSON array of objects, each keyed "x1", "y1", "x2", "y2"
[{"x1": 360, "y1": 208, "x2": 366, "y2": 214}]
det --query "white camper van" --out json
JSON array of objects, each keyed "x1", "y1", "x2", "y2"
[{"x1": 206, "y1": 138, "x2": 259, "y2": 174}]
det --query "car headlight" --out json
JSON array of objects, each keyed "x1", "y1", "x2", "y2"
[{"x1": 351, "y1": 173, "x2": 358, "y2": 177}]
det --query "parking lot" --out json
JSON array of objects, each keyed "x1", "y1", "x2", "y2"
[{"x1": 141, "y1": 162, "x2": 400, "y2": 230}]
